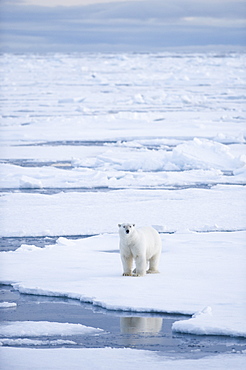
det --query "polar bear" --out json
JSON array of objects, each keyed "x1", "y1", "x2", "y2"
[{"x1": 118, "y1": 223, "x2": 162, "y2": 277}]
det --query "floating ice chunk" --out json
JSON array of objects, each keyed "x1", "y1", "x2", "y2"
[
  {"x1": 214, "y1": 132, "x2": 245, "y2": 144},
  {"x1": 56, "y1": 237, "x2": 75, "y2": 247},
  {"x1": 164, "y1": 162, "x2": 180, "y2": 171},
  {"x1": 195, "y1": 224, "x2": 220, "y2": 232},
  {"x1": 0, "y1": 321, "x2": 103, "y2": 337},
  {"x1": 92, "y1": 139, "x2": 245, "y2": 173},
  {"x1": 116, "y1": 140, "x2": 143, "y2": 148},
  {"x1": 0, "y1": 338, "x2": 76, "y2": 346},
  {"x1": 172, "y1": 306, "x2": 246, "y2": 337},
  {"x1": 19, "y1": 176, "x2": 43, "y2": 189},
  {"x1": 172, "y1": 138, "x2": 243, "y2": 170},
  {"x1": 15, "y1": 244, "x2": 42, "y2": 253},
  {"x1": 175, "y1": 228, "x2": 193, "y2": 234},
  {"x1": 133, "y1": 94, "x2": 145, "y2": 104},
  {"x1": 233, "y1": 164, "x2": 246, "y2": 179},
  {"x1": 192, "y1": 306, "x2": 213, "y2": 318},
  {"x1": 119, "y1": 150, "x2": 168, "y2": 171},
  {"x1": 0, "y1": 302, "x2": 17, "y2": 308},
  {"x1": 181, "y1": 95, "x2": 192, "y2": 104}
]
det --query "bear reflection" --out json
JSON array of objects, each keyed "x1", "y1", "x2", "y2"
[{"x1": 120, "y1": 317, "x2": 162, "y2": 334}]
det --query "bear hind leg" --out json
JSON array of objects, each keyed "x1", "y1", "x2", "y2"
[{"x1": 147, "y1": 253, "x2": 160, "y2": 274}]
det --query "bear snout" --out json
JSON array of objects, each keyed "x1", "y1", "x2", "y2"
[{"x1": 126, "y1": 229, "x2": 130, "y2": 234}]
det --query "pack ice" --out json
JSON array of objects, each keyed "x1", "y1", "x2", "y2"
[
  {"x1": 0, "y1": 52, "x2": 246, "y2": 355},
  {"x1": 1, "y1": 232, "x2": 245, "y2": 338}
]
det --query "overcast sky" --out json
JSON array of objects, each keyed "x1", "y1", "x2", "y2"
[{"x1": 0, "y1": 0, "x2": 245, "y2": 53}]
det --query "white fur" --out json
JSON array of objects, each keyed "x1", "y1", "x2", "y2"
[{"x1": 118, "y1": 223, "x2": 162, "y2": 277}]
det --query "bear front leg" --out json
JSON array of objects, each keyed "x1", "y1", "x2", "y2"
[
  {"x1": 134, "y1": 255, "x2": 146, "y2": 277},
  {"x1": 121, "y1": 255, "x2": 133, "y2": 276}
]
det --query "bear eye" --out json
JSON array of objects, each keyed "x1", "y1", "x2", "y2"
[{"x1": 123, "y1": 225, "x2": 125, "y2": 228}]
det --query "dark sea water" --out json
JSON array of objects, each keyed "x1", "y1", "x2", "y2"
[{"x1": 1, "y1": 285, "x2": 245, "y2": 359}]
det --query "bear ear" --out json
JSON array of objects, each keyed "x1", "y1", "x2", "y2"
[{"x1": 118, "y1": 224, "x2": 121, "y2": 228}]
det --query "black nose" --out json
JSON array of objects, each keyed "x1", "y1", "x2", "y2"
[{"x1": 126, "y1": 230, "x2": 129, "y2": 234}]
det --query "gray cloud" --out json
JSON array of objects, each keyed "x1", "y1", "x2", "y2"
[
  {"x1": 85, "y1": 0, "x2": 246, "y2": 21},
  {"x1": 1, "y1": 0, "x2": 245, "y2": 52}
]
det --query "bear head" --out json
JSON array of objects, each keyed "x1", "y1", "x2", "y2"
[{"x1": 118, "y1": 223, "x2": 135, "y2": 235}]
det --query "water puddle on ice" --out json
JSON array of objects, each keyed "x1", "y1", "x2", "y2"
[
  {"x1": 0, "y1": 285, "x2": 245, "y2": 358},
  {"x1": 1, "y1": 159, "x2": 74, "y2": 169},
  {"x1": 0, "y1": 235, "x2": 96, "y2": 252},
  {"x1": 0, "y1": 184, "x2": 219, "y2": 197},
  {"x1": 17, "y1": 140, "x2": 118, "y2": 147},
  {"x1": 0, "y1": 187, "x2": 115, "y2": 195}
]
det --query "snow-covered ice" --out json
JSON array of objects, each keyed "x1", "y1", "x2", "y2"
[
  {"x1": 0, "y1": 347, "x2": 245, "y2": 370},
  {"x1": 0, "y1": 52, "x2": 246, "y2": 367},
  {"x1": 0, "y1": 302, "x2": 17, "y2": 308},
  {"x1": 0, "y1": 338, "x2": 77, "y2": 347},
  {"x1": 1, "y1": 186, "x2": 245, "y2": 236},
  {"x1": 0, "y1": 321, "x2": 103, "y2": 337},
  {"x1": 1, "y1": 232, "x2": 245, "y2": 337},
  {"x1": 0, "y1": 138, "x2": 245, "y2": 189}
]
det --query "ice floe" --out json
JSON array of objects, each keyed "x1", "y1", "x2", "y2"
[
  {"x1": 0, "y1": 321, "x2": 103, "y2": 337},
  {"x1": 1, "y1": 232, "x2": 245, "y2": 338},
  {"x1": 0, "y1": 347, "x2": 245, "y2": 370},
  {"x1": 0, "y1": 338, "x2": 76, "y2": 347},
  {"x1": 1, "y1": 186, "x2": 245, "y2": 237},
  {"x1": 0, "y1": 302, "x2": 17, "y2": 309},
  {"x1": 0, "y1": 52, "x2": 245, "y2": 367}
]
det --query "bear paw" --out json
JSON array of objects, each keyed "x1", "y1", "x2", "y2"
[
  {"x1": 146, "y1": 269, "x2": 159, "y2": 274},
  {"x1": 133, "y1": 271, "x2": 145, "y2": 277},
  {"x1": 122, "y1": 272, "x2": 132, "y2": 276}
]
